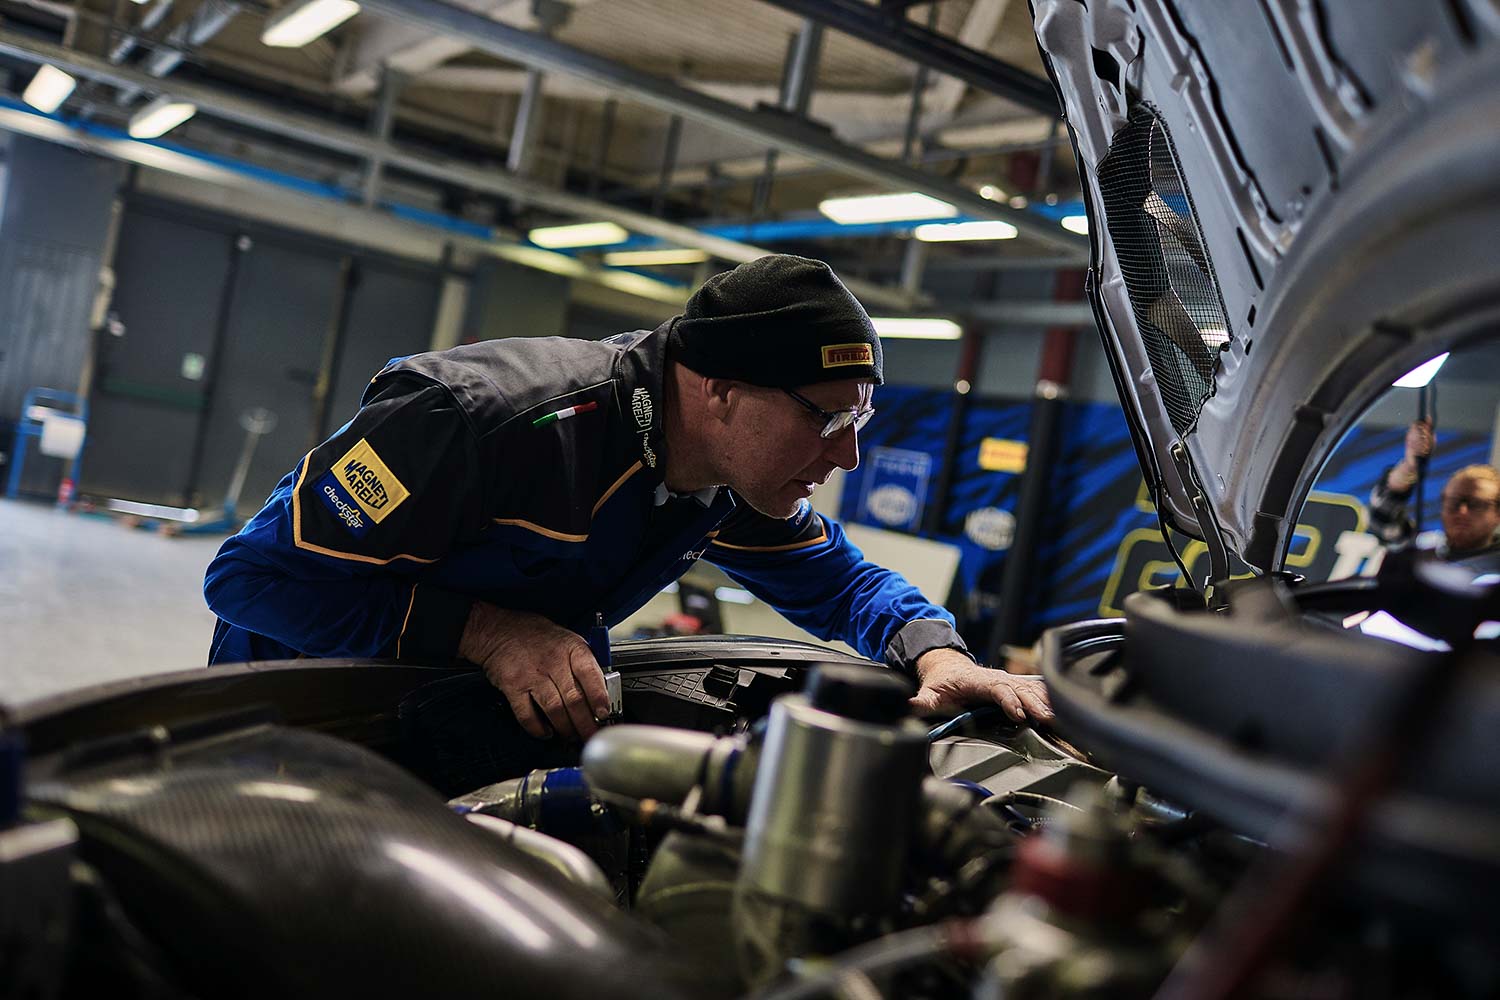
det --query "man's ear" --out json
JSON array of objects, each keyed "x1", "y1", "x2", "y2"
[{"x1": 702, "y1": 378, "x2": 737, "y2": 422}]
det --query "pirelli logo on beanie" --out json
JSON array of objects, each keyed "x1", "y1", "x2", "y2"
[
  {"x1": 821, "y1": 343, "x2": 875, "y2": 369},
  {"x1": 331, "y1": 438, "x2": 410, "y2": 523}
]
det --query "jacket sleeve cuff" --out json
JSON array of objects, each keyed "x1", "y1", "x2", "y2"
[
  {"x1": 1376, "y1": 464, "x2": 1415, "y2": 497},
  {"x1": 883, "y1": 618, "x2": 973, "y2": 676},
  {"x1": 395, "y1": 584, "x2": 474, "y2": 664}
]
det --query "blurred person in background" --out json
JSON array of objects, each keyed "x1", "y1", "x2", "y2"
[{"x1": 1370, "y1": 418, "x2": 1500, "y2": 558}]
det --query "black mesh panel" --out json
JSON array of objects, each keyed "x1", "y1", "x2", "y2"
[{"x1": 1098, "y1": 103, "x2": 1232, "y2": 435}]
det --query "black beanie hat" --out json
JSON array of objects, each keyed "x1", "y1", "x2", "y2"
[{"x1": 669, "y1": 254, "x2": 883, "y2": 387}]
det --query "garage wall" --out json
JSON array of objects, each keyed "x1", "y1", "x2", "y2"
[
  {"x1": 462, "y1": 257, "x2": 571, "y2": 343},
  {"x1": 80, "y1": 198, "x2": 445, "y2": 507},
  {"x1": 0, "y1": 137, "x2": 121, "y2": 424}
]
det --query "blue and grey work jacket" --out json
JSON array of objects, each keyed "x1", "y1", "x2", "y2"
[{"x1": 203, "y1": 321, "x2": 969, "y2": 674}]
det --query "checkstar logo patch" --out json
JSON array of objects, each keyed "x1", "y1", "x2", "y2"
[
  {"x1": 315, "y1": 473, "x2": 371, "y2": 537},
  {"x1": 331, "y1": 438, "x2": 410, "y2": 523},
  {"x1": 821, "y1": 343, "x2": 874, "y2": 369}
]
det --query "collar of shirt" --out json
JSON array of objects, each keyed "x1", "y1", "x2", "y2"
[{"x1": 653, "y1": 482, "x2": 721, "y2": 508}]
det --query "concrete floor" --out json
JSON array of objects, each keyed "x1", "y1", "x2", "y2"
[
  {"x1": 0, "y1": 487, "x2": 889, "y2": 710},
  {"x1": 1, "y1": 498, "x2": 223, "y2": 707}
]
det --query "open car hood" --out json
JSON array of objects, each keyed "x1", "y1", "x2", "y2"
[{"x1": 1031, "y1": 0, "x2": 1500, "y2": 577}]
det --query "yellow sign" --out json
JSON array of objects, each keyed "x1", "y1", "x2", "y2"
[
  {"x1": 333, "y1": 438, "x2": 410, "y2": 523},
  {"x1": 978, "y1": 437, "x2": 1028, "y2": 473},
  {"x1": 820, "y1": 343, "x2": 874, "y2": 368}
]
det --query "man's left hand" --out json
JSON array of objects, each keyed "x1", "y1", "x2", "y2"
[{"x1": 911, "y1": 648, "x2": 1053, "y2": 723}]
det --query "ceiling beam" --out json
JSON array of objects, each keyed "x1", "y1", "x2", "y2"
[
  {"x1": 970, "y1": 300, "x2": 1095, "y2": 326},
  {"x1": 0, "y1": 28, "x2": 938, "y2": 309},
  {"x1": 356, "y1": 0, "x2": 1086, "y2": 256},
  {"x1": 0, "y1": 100, "x2": 688, "y2": 312},
  {"x1": 924, "y1": 0, "x2": 1013, "y2": 121},
  {"x1": 752, "y1": 0, "x2": 1058, "y2": 116}
]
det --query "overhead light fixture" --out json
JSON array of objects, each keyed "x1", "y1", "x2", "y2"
[
  {"x1": 22, "y1": 65, "x2": 77, "y2": 114},
  {"x1": 261, "y1": 0, "x2": 361, "y2": 47},
  {"x1": 913, "y1": 220, "x2": 1018, "y2": 242},
  {"x1": 128, "y1": 96, "x2": 197, "y2": 139},
  {"x1": 871, "y1": 317, "x2": 963, "y2": 340},
  {"x1": 1061, "y1": 214, "x2": 1089, "y2": 235},
  {"x1": 602, "y1": 248, "x2": 710, "y2": 266},
  {"x1": 1392, "y1": 352, "x2": 1449, "y2": 388},
  {"x1": 818, "y1": 192, "x2": 957, "y2": 225},
  {"x1": 528, "y1": 221, "x2": 630, "y2": 249}
]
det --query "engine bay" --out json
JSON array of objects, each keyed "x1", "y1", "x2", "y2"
[{"x1": 5, "y1": 549, "x2": 1499, "y2": 999}]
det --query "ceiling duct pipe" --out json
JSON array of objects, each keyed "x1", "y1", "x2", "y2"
[
  {"x1": 108, "y1": 0, "x2": 175, "y2": 65},
  {"x1": 114, "y1": 0, "x2": 241, "y2": 103},
  {"x1": 142, "y1": 0, "x2": 242, "y2": 76}
]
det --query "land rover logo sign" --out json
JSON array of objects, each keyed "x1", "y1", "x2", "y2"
[
  {"x1": 964, "y1": 506, "x2": 1015, "y2": 551},
  {"x1": 632, "y1": 388, "x2": 653, "y2": 430},
  {"x1": 868, "y1": 484, "x2": 919, "y2": 527}
]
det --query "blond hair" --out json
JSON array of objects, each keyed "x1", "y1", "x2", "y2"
[{"x1": 1445, "y1": 465, "x2": 1500, "y2": 492}]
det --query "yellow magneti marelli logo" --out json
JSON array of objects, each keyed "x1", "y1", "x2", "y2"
[
  {"x1": 334, "y1": 438, "x2": 410, "y2": 522},
  {"x1": 821, "y1": 343, "x2": 874, "y2": 368}
]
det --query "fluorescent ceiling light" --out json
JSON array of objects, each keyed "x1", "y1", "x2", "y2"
[
  {"x1": 22, "y1": 65, "x2": 77, "y2": 114},
  {"x1": 914, "y1": 220, "x2": 1018, "y2": 242},
  {"x1": 602, "y1": 248, "x2": 709, "y2": 266},
  {"x1": 528, "y1": 221, "x2": 630, "y2": 249},
  {"x1": 818, "y1": 192, "x2": 957, "y2": 225},
  {"x1": 128, "y1": 96, "x2": 197, "y2": 139},
  {"x1": 871, "y1": 317, "x2": 962, "y2": 340},
  {"x1": 1392, "y1": 352, "x2": 1449, "y2": 388},
  {"x1": 1061, "y1": 214, "x2": 1089, "y2": 235},
  {"x1": 261, "y1": 0, "x2": 360, "y2": 47}
]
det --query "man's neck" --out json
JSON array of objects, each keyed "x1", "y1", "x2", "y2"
[{"x1": 660, "y1": 361, "x2": 721, "y2": 493}]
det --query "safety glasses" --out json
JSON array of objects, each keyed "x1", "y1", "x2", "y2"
[
  {"x1": 1440, "y1": 495, "x2": 1499, "y2": 514},
  {"x1": 781, "y1": 388, "x2": 875, "y2": 439}
]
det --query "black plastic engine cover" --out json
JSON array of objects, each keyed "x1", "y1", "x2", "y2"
[
  {"x1": 28, "y1": 724, "x2": 690, "y2": 1000},
  {"x1": 1040, "y1": 587, "x2": 1500, "y2": 920}
]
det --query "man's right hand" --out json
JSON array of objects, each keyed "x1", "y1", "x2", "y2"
[
  {"x1": 458, "y1": 603, "x2": 613, "y2": 742},
  {"x1": 1405, "y1": 418, "x2": 1434, "y2": 464},
  {"x1": 1388, "y1": 419, "x2": 1434, "y2": 491}
]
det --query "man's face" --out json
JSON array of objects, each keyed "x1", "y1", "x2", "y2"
[
  {"x1": 721, "y1": 378, "x2": 873, "y2": 518},
  {"x1": 1439, "y1": 473, "x2": 1500, "y2": 552}
]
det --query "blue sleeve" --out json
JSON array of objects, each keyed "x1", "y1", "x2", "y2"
[
  {"x1": 704, "y1": 504, "x2": 963, "y2": 671},
  {"x1": 203, "y1": 380, "x2": 483, "y2": 661}
]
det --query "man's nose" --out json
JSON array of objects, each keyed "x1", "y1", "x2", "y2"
[{"x1": 824, "y1": 426, "x2": 860, "y2": 471}]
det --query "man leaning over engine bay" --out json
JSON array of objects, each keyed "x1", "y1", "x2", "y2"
[{"x1": 203, "y1": 254, "x2": 1052, "y2": 741}]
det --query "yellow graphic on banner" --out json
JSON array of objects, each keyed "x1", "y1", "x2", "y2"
[
  {"x1": 333, "y1": 438, "x2": 410, "y2": 523},
  {"x1": 978, "y1": 437, "x2": 1028, "y2": 473},
  {"x1": 821, "y1": 343, "x2": 875, "y2": 368}
]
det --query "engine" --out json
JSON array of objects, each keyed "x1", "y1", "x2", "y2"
[{"x1": 4, "y1": 557, "x2": 1500, "y2": 999}]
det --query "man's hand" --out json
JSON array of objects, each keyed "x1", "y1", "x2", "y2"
[
  {"x1": 458, "y1": 603, "x2": 612, "y2": 741},
  {"x1": 1405, "y1": 418, "x2": 1434, "y2": 464},
  {"x1": 910, "y1": 648, "x2": 1053, "y2": 723},
  {"x1": 1388, "y1": 419, "x2": 1434, "y2": 492}
]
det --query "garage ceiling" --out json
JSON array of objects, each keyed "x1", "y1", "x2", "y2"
[{"x1": 0, "y1": 0, "x2": 1087, "y2": 306}]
